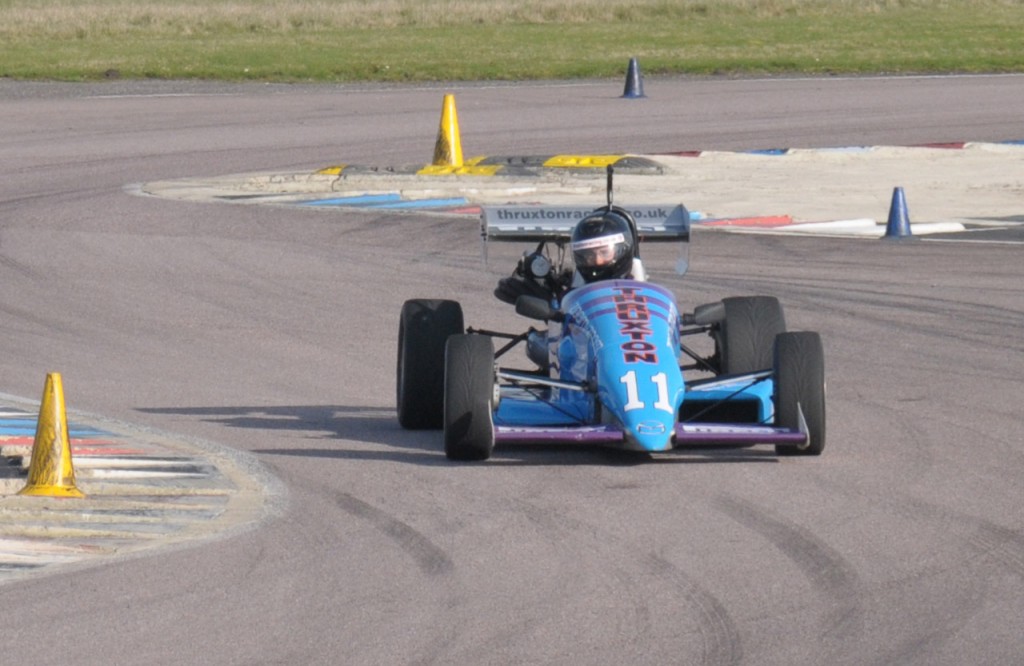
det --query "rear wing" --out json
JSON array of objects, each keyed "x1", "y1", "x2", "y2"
[
  {"x1": 481, "y1": 204, "x2": 691, "y2": 275},
  {"x1": 481, "y1": 205, "x2": 691, "y2": 243}
]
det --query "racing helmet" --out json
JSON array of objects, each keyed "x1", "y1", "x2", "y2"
[{"x1": 570, "y1": 210, "x2": 635, "y2": 282}]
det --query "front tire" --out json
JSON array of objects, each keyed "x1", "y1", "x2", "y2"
[
  {"x1": 718, "y1": 296, "x2": 786, "y2": 374},
  {"x1": 444, "y1": 334, "x2": 496, "y2": 461},
  {"x1": 773, "y1": 331, "x2": 826, "y2": 456},
  {"x1": 397, "y1": 299, "x2": 464, "y2": 429}
]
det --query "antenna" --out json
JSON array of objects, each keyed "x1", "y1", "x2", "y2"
[{"x1": 606, "y1": 165, "x2": 614, "y2": 207}]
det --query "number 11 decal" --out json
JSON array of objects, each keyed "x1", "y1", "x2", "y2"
[{"x1": 620, "y1": 371, "x2": 674, "y2": 413}]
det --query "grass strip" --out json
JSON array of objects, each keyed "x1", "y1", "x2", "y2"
[{"x1": 1, "y1": 0, "x2": 1022, "y2": 81}]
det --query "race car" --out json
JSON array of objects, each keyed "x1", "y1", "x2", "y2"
[{"x1": 396, "y1": 170, "x2": 825, "y2": 461}]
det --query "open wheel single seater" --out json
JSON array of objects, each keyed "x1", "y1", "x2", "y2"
[{"x1": 397, "y1": 169, "x2": 825, "y2": 461}]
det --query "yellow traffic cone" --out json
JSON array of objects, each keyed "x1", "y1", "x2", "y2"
[
  {"x1": 18, "y1": 372, "x2": 85, "y2": 498},
  {"x1": 432, "y1": 94, "x2": 464, "y2": 167}
]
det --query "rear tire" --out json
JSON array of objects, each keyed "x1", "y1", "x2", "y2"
[
  {"x1": 773, "y1": 331, "x2": 826, "y2": 456},
  {"x1": 719, "y1": 296, "x2": 786, "y2": 374},
  {"x1": 397, "y1": 299, "x2": 464, "y2": 429},
  {"x1": 444, "y1": 334, "x2": 496, "y2": 461}
]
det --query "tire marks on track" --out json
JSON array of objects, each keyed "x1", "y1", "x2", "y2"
[
  {"x1": 970, "y1": 522, "x2": 1024, "y2": 578},
  {"x1": 714, "y1": 495, "x2": 864, "y2": 644},
  {"x1": 798, "y1": 466, "x2": 1024, "y2": 663},
  {"x1": 642, "y1": 550, "x2": 745, "y2": 666},
  {"x1": 516, "y1": 500, "x2": 744, "y2": 666},
  {"x1": 325, "y1": 476, "x2": 741, "y2": 664},
  {"x1": 334, "y1": 491, "x2": 454, "y2": 577}
]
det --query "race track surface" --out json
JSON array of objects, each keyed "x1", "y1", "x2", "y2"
[{"x1": 1, "y1": 76, "x2": 1022, "y2": 665}]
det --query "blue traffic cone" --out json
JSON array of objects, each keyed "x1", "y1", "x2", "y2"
[
  {"x1": 883, "y1": 186, "x2": 912, "y2": 239},
  {"x1": 622, "y1": 58, "x2": 645, "y2": 99}
]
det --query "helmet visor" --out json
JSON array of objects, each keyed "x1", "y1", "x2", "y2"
[{"x1": 572, "y1": 232, "x2": 626, "y2": 268}]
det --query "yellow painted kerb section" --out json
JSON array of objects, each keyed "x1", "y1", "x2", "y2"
[
  {"x1": 543, "y1": 155, "x2": 625, "y2": 168},
  {"x1": 417, "y1": 164, "x2": 503, "y2": 176},
  {"x1": 316, "y1": 164, "x2": 348, "y2": 176}
]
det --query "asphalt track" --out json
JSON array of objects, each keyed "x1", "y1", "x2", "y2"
[{"x1": 1, "y1": 76, "x2": 1023, "y2": 665}]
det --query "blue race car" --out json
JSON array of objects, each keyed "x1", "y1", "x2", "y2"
[{"x1": 397, "y1": 172, "x2": 825, "y2": 461}]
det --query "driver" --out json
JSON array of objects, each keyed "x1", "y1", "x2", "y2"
[
  {"x1": 495, "y1": 209, "x2": 646, "y2": 371},
  {"x1": 569, "y1": 209, "x2": 645, "y2": 285},
  {"x1": 494, "y1": 209, "x2": 647, "y2": 306}
]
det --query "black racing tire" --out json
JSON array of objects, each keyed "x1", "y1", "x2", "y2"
[
  {"x1": 396, "y1": 299, "x2": 464, "y2": 430},
  {"x1": 444, "y1": 334, "x2": 496, "y2": 461},
  {"x1": 719, "y1": 296, "x2": 786, "y2": 374},
  {"x1": 773, "y1": 331, "x2": 826, "y2": 456}
]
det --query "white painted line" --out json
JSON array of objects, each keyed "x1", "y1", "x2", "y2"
[
  {"x1": 909, "y1": 222, "x2": 969, "y2": 235},
  {"x1": 0, "y1": 537, "x2": 102, "y2": 556},
  {"x1": 70, "y1": 456, "x2": 200, "y2": 468},
  {"x1": 0, "y1": 552, "x2": 82, "y2": 565},
  {"x1": 777, "y1": 218, "x2": 877, "y2": 232},
  {"x1": 84, "y1": 469, "x2": 208, "y2": 479},
  {"x1": 710, "y1": 220, "x2": 969, "y2": 239},
  {"x1": 769, "y1": 220, "x2": 966, "y2": 236},
  {"x1": 923, "y1": 238, "x2": 1024, "y2": 245}
]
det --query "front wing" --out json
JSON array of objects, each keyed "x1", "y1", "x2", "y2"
[{"x1": 493, "y1": 423, "x2": 808, "y2": 448}]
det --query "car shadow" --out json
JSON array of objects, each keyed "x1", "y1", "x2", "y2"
[
  {"x1": 136, "y1": 403, "x2": 448, "y2": 464},
  {"x1": 136, "y1": 404, "x2": 780, "y2": 467}
]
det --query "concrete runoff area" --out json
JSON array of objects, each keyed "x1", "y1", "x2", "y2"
[{"x1": 138, "y1": 142, "x2": 1024, "y2": 241}]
